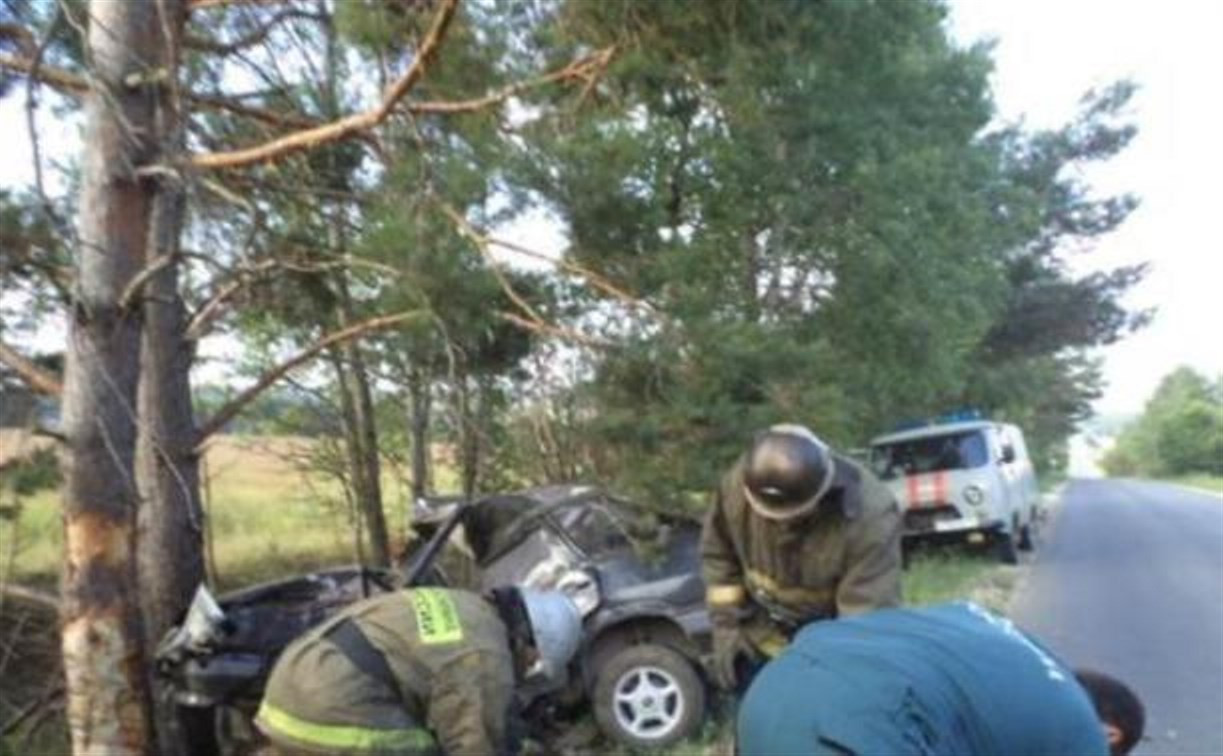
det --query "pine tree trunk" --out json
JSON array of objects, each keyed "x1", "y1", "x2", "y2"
[
  {"x1": 131, "y1": 0, "x2": 202, "y2": 659},
  {"x1": 59, "y1": 1, "x2": 176, "y2": 751},
  {"x1": 457, "y1": 377, "x2": 480, "y2": 498},
  {"x1": 135, "y1": 180, "x2": 204, "y2": 755},
  {"x1": 330, "y1": 271, "x2": 390, "y2": 567},
  {"x1": 407, "y1": 366, "x2": 432, "y2": 501},
  {"x1": 345, "y1": 336, "x2": 389, "y2": 566}
]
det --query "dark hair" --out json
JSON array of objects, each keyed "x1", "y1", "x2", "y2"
[{"x1": 1074, "y1": 669, "x2": 1144, "y2": 755}]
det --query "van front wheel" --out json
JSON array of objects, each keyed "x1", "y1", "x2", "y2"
[
  {"x1": 993, "y1": 528, "x2": 1020, "y2": 565},
  {"x1": 1017, "y1": 521, "x2": 1034, "y2": 551}
]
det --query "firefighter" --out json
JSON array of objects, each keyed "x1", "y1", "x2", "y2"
[
  {"x1": 254, "y1": 586, "x2": 582, "y2": 755},
  {"x1": 702, "y1": 423, "x2": 903, "y2": 691},
  {"x1": 737, "y1": 602, "x2": 1145, "y2": 756}
]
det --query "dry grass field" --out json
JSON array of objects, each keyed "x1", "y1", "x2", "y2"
[{"x1": 1, "y1": 434, "x2": 421, "y2": 592}]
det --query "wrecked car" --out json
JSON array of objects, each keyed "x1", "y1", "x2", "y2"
[{"x1": 157, "y1": 484, "x2": 712, "y2": 753}]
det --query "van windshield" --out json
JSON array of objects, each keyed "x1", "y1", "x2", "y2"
[{"x1": 870, "y1": 431, "x2": 989, "y2": 480}]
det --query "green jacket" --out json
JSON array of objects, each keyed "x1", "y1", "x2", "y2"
[
  {"x1": 256, "y1": 588, "x2": 515, "y2": 756},
  {"x1": 701, "y1": 453, "x2": 902, "y2": 654}
]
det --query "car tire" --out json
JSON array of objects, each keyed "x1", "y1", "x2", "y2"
[
  {"x1": 591, "y1": 643, "x2": 706, "y2": 749},
  {"x1": 174, "y1": 704, "x2": 221, "y2": 756},
  {"x1": 994, "y1": 527, "x2": 1020, "y2": 565},
  {"x1": 1017, "y1": 520, "x2": 1034, "y2": 552}
]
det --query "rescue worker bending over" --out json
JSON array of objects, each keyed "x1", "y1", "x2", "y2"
[
  {"x1": 737, "y1": 601, "x2": 1145, "y2": 756},
  {"x1": 255, "y1": 586, "x2": 581, "y2": 755},
  {"x1": 701, "y1": 424, "x2": 903, "y2": 690}
]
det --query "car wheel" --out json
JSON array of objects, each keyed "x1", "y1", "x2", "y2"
[
  {"x1": 173, "y1": 704, "x2": 221, "y2": 756},
  {"x1": 1017, "y1": 520, "x2": 1034, "y2": 552},
  {"x1": 592, "y1": 643, "x2": 706, "y2": 749},
  {"x1": 994, "y1": 526, "x2": 1020, "y2": 565}
]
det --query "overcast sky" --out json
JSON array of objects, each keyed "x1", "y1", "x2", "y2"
[
  {"x1": 948, "y1": 0, "x2": 1223, "y2": 415},
  {"x1": 2, "y1": 1, "x2": 1220, "y2": 416}
]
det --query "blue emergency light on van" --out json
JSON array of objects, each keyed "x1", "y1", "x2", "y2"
[{"x1": 890, "y1": 408, "x2": 985, "y2": 432}]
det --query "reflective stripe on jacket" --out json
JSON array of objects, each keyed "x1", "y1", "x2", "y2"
[{"x1": 257, "y1": 701, "x2": 435, "y2": 753}]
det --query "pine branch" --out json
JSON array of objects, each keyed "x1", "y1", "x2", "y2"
[
  {"x1": 184, "y1": 256, "x2": 400, "y2": 340},
  {"x1": 0, "y1": 21, "x2": 36, "y2": 57},
  {"x1": 0, "y1": 52, "x2": 320, "y2": 129},
  {"x1": 497, "y1": 311, "x2": 608, "y2": 349},
  {"x1": 0, "y1": 340, "x2": 62, "y2": 397},
  {"x1": 189, "y1": 0, "x2": 459, "y2": 170},
  {"x1": 0, "y1": 52, "x2": 86, "y2": 93},
  {"x1": 184, "y1": 9, "x2": 324, "y2": 54},
  {"x1": 187, "y1": 0, "x2": 290, "y2": 10},
  {"x1": 194, "y1": 310, "x2": 428, "y2": 447},
  {"x1": 406, "y1": 45, "x2": 615, "y2": 115},
  {"x1": 438, "y1": 200, "x2": 656, "y2": 322}
]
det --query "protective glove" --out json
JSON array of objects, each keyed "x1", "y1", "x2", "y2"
[{"x1": 710, "y1": 614, "x2": 756, "y2": 691}]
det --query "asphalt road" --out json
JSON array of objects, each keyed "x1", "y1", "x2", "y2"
[{"x1": 1011, "y1": 478, "x2": 1223, "y2": 756}]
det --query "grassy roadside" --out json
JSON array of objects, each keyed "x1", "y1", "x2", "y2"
[{"x1": 1166, "y1": 474, "x2": 1223, "y2": 494}]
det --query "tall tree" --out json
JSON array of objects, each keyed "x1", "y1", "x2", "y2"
[
  {"x1": 1103, "y1": 367, "x2": 1223, "y2": 477},
  {"x1": 509, "y1": 0, "x2": 1146, "y2": 503},
  {"x1": 58, "y1": 1, "x2": 179, "y2": 750}
]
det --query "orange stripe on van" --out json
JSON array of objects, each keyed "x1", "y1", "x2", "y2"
[{"x1": 907, "y1": 472, "x2": 949, "y2": 509}]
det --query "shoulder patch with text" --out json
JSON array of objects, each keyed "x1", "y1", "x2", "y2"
[{"x1": 410, "y1": 589, "x2": 465, "y2": 645}]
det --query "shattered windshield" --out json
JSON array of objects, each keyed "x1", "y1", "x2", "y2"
[{"x1": 870, "y1": 431, "x2": 989, "y2": 480}]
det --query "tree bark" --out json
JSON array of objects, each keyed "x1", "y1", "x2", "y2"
[
  {"x1": 407, "y1": 365, "x2": 432, "y2": 501},
  {"x1": 59, "y1": 1, "x2": 170, "y2": 752},
  {"x1": 346, "y1": 341, "x2": 388, "y2": 565},
  {"x1": 331, "y1": 273, "x2": 389, "y2": 567},
  {"x1": 135, "y1": 179, "x2": 204, "y2": 756},
  {"x1": 456, "y1": 376, "x2": 480, "y2": 499},
  {"x1": 127, "y1": 0, "x2": 202, "y2": 660},
  {"x1": 134, "y1": 183, "x2": 203, "y2": 644}
]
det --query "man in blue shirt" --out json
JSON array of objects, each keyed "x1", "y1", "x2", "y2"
[{"x1": 737, "y1": 602, "x2": 1144, "y2": 756}]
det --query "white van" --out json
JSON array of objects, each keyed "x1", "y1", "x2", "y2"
[{"x1": 867, "y1": 420, "x2": 1039, "y2": 563}]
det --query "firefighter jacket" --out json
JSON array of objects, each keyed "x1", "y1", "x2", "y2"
[
  {"x1": 256, "y1": 587, "x2": 516, "y2": 756},
  {"x1": 737, "y1": 602, "x2": 1109, "y2": 756},
  {"x1": 701, "y1": 453, "x2": 903, "y2": 655}
]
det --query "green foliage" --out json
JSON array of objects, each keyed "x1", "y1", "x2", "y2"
[
  {"x1": 501, "y1": 0, "x2": 1144, "y2": 501},
  {"x1": 1102, "y1": 367, "x2": 1223, "y2": 477},
  {"x1": 0, "y1": 447, "x2": 61, "y2": 500}
]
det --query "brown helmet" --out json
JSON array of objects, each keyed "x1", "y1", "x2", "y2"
[{"x1": 743, "y1": 424, "x2": 835, "y2": 521}]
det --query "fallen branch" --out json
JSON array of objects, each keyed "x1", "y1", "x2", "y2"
[
  {"x1": 0, "y1": 584, "x2": 59, "y2": 611},
  {"x1": 194, "y1": 310, "x2": 428, "y2": 447},
  {"x1": 190, "y1": 0, "x2": 459, "y2": 170},
  {"x1": 0, "y1": 341, "x2": 62, "y2": 397}
]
